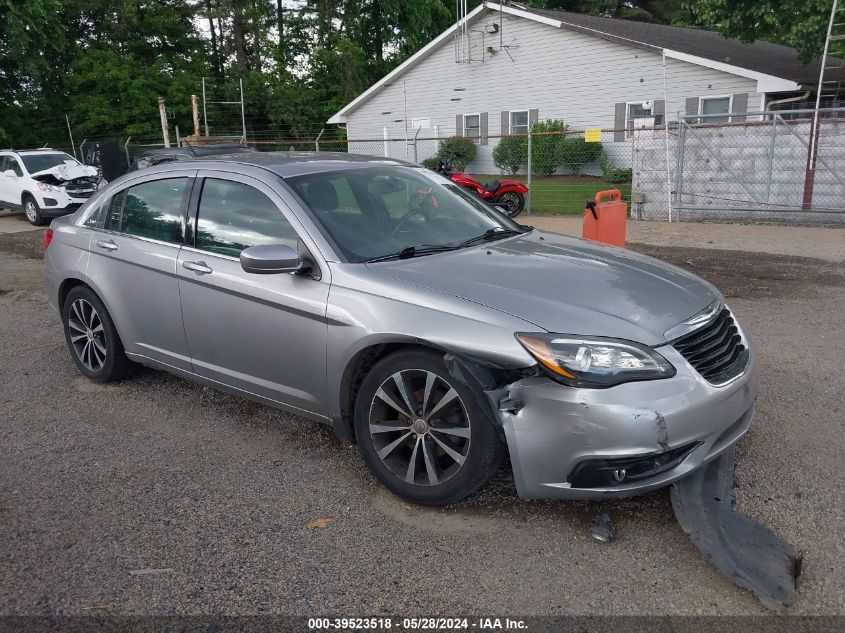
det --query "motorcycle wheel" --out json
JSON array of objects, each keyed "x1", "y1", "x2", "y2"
[{"x1": 493, "y1": 191, "x2": 525, "y2": 218}]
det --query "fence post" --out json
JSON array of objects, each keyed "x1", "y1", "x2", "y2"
[
  {"x1": 315, "y1": 128, "x2": 325, "y2": 151},
  {"x1": 672, "y1": 117, "x2": 685, "y2": 222},
  {"x1": 79, "y1": 138, "x2": 87, "y2": 163},
  {"x1": 65, "y1": 115, "x2": 77, "y2": 160},
  {"x1": 764, "y1": 116, "x2": 777, "y2": 204},
  {"x1": 124, "y1": 137, "x2": 132, "y2": 167},
  {"x1": 526, "y1": 128, "x2": 532, "y2": 215}
]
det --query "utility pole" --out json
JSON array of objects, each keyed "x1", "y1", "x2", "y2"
[
  {"x1": 239, "y1": 77, "x2": 247, "y2": 143},
  {"x1": 158, "y1": 97, "x2": 171, "y2": 148},
  {"x1": 191, "y1": 94, "x2": 201, "y2": 137},
  {"x1": 802, "y1": 0, "x2": 839, "y2": 210}
]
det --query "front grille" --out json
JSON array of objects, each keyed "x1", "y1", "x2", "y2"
[
  {"x1": 63, "y1": 183, "x2": 96, "y2": 198},
  {"x1": 672, "y1": 308, "x2": 748, "y2": 384}
]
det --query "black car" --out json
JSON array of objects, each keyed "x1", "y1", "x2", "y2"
[{"x1": 127, "y1": 144, "x2": 258, "y2": 172}]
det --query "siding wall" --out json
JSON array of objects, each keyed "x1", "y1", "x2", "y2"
[{"x1": 343, "y1": 8, "x2": 762, "y2": 170}]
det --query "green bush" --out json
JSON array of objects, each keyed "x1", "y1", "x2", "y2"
[
  {"x1": 557, "y1": 136, "x2": 603, "y2": 175},
  {"x1": 420, "y1": 157, "x2": 440, "y2": 169},
  {"x1": 530, "y1": 119, "x2": 567, "y2": 176},
  {"x1": 492, "y1": 135, "x2": 527, "y2": 174},
  {"x1": 437, "y1": 136, "x2": 477, "y2": 171},
  {"x1": 597, "y1": 150, "x2": 633, "y2": 184}
]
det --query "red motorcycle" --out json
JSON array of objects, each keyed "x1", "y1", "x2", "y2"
[{"x1": 435, "y1": 159, "x2": 528, "y2": 218}]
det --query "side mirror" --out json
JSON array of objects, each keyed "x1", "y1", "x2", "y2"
[
  {"x1": 240, "y1": 244, "x2": 303, "y2": 274},
  {"x1": 3, "y1": 170, "x2": 17, "y2": 178}
]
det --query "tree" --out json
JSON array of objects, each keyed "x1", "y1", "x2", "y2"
[{"x1": 687, "y1": 0, "x2": 833, "y2": 62}]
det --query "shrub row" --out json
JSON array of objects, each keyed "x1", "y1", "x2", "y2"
[{"x1": 419, "y1": 121, "x2": 632, "y2": 184}]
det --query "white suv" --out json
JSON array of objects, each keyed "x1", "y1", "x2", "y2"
[{"x1": 0, "y1": 149, "x2": 101, "y2": 225}]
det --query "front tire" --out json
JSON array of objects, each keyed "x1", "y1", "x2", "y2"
[
  {"x1": 23, "y1": 195, "x2": 45, "y2": 226},
  {"x1": 62, "y1": 286, "x2": 134, "y2": 382},
  {"x1": 354, "y1": 349, "x2": 504, "y2": 506},
  {"x1": 493, "y1": 191, "x2": 525, "y2": 218}
]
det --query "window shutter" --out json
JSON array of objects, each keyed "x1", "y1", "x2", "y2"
[
  {"x1": 614, "y1": 102, "x2": 626, "y2": 142},
  {"x1": 455, "y1": 114, "x2": 463, "y2": 137},
  {"x1": 501, "y1": 111, "x2": 510, "y2": 135},
  {"x1": 480, "y1": 112, "x2": 488, "y2": 145},
  {"x1": 732, "y1": 93, "x2": 748, "y2": 122},
  {"x1": 529, "y1": 109, "x2": 539, "y2": 129},
  {"x1": 652, "y1": 99, "x2": 665, "y2": 125},
  {"x1": 685, "y1": 97, "x2": 699, "y2": 116}
]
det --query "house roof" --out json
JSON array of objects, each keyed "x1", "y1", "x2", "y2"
[
  {"x1": 522, "y1": 5, "x2": 842, "y2": 86},
  {"x1": 327, "y1": 1, "x2": 836, "y2": 124}
]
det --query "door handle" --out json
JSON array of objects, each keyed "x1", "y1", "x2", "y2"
[
  {"x1": 95, "y1": 239, "x2": 118, "y2": 251},
  {"x1": 182, "y1": 260, "x2": 213, "y2": 275}
]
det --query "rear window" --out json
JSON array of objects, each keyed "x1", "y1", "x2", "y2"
[{"x1": 105, "y1": 178, "x2": 188, "y2": 243}]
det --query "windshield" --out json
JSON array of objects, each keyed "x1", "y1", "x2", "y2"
[
  {"x1": 286, "y1": 166, "x2": 523, "y2": 263},
  {"x1": 21, "y1": 153, "x2": 77, "y2": 174}
]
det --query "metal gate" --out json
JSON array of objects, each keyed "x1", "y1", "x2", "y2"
[{"x1": 673, "y1": 108, "x2": 845, "y2": 223}]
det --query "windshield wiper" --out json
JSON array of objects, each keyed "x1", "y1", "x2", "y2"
[
  {"x1": 363, "y1": 244, "x2": 460, "y2": 263},
  {"x1": 458, "y1": 227, "x2": 526, "y2": 247}
]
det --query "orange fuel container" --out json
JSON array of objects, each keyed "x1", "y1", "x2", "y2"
[{"x1": 582, "y1": 189, "x2": 627, "y2": 247}]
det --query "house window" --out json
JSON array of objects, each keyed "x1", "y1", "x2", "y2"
[
  {"x1": 510, "y1": 110, "x2": 529, "y2": 135},
  {"x1": 626, "y1": 102, "x2": 652, "y2": 138},
  {"x1": 463, "y1": 114, "x2": 480, "y2": 139},
  {"x1": 700, "y1": 96, "x2": 732, "y2": 123}
]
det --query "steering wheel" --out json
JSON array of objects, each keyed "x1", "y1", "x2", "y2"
[{"x1": 390, "y1": 209, "x2": 429, "y2": 238}]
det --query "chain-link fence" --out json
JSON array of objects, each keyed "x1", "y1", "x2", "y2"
[{"x1": 54, "y1": 107, "x2": 845, "y2": 225}]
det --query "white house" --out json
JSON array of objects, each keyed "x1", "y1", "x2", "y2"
[{"x1": 327, "y1": 1, "x2": 837, "y2": 170}]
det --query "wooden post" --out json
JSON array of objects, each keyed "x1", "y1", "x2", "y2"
[
  {"x1": 801, "y1": 110, "x2": 820, "y2": 211},
  {"x1": 191, "y1": 94, "x2": 201, "y2": 137},
  {"x1": 158, "y1": 97, "x2": 170, "y2": 148}
]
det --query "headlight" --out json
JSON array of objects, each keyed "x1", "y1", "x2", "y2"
[
  {"x1": 35, "y1": 182, "x2": 62, "y2": 193},
  {"x1": 515, "y1": 333, "x2": 675, "y2": 388}
]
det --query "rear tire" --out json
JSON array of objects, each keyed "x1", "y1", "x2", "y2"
[
  {"x1": 62, "y1": 286, "x2": 134, "y2": 382},
  {"x1": 354, "y1": 349, "x2": 504, "y2": 506},
  {"x1": 23, "y1": 195, "x2": 45, "y2": 226},
  {"x1": 493, "y1": 191, "x2": 525, "y2": 218}
]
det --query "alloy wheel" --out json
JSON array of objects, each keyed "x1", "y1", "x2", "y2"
[
  {"x1": 25, "y1": 200, "x2": 37, "y2": 223},
  {"x1": 67, "y1": 298, "x2": 107, "y2": 373},
  {"x1": 369, "y1": 369, "x2": 471, "y2": 487}
]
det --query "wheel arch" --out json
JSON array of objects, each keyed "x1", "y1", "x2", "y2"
[
  {"x1": 57, "y1": 276, "x2": 129, "y2": 348},
  {"x1": 335, "y1": 339, "x2": 446, "y2": 443},
  {"x1": 58, "y1": 277, "x2": 88, "y2": 311}
]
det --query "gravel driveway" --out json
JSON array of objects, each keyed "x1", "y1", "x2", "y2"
[{"x1": 1, "y1": 228, "x2": 843, "y2": 618}]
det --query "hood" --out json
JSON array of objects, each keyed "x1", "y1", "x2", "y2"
[
  {"x1": 366, "y1": 231, "x2": 720, "y2": 346},
  {"x1": 31, "y1": 161, "x2": 98, "y2": 182}
]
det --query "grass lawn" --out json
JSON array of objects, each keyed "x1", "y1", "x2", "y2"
[{"x1": 471, "y1": 175, "x2": 632, "y2": 216}]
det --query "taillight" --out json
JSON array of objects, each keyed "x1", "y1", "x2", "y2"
[{"x1": 43, "y1": 227, "x2": 54, "y2": 250}]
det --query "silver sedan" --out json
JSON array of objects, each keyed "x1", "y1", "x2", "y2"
[{"x1": 43, "y1": 153, "x2": 758, "y2": 505}]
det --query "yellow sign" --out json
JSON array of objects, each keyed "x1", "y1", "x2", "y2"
[{"x1": 584, "y1": 128, "x2": 602, "y2": 143}]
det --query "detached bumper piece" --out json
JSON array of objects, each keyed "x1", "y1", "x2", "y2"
[
  {"x1": 671, "y1": 444, "x2": 801, "y2": 612},
  {"x1": 568, "y1": 442, "x2": 700, "y2": 488}
]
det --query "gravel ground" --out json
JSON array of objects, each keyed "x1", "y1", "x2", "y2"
[{"x1": 1, "y1": 229, "x2": 843, "y2": 617}]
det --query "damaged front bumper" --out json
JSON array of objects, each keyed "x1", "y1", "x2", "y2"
[{"x1": 491, "y1": 345, "x2": 759, "y2": 500}]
